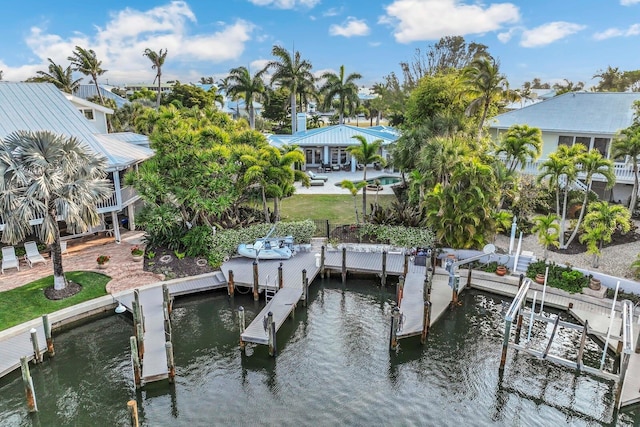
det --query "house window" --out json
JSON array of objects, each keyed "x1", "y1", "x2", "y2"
[
  {"x1": 558, "y1": 135, "x2": 573, "y2": 147},
  {"x1": 593, "y1": 138, "x2": 610, "y2": 158},
  {"x1": 575, "y1": 136, "x2": 590, "y2": 149},
  {"x1": 80, "y1": 109, "x2": 94, "y2": 120}
]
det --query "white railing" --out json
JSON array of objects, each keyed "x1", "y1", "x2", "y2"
[{"x1": 512, "y1": 159, "x2": 636, "y2": 185}]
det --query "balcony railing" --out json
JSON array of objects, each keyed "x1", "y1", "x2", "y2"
[{"x1": 513, "y1": 159, "x2": 637, "y2": 185}]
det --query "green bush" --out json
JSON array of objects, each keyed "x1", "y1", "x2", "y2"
[
  {"x1": 181, "y1": 225, "x2": 215, "y2": 257},
  {"x1": 606, "y1": 288, "x2": 640, "y2": 305},
  {"x1": 525, "y1": 260, "x2": 588, "y2": 294},
  {"x1": 358, "y1": 224, "x2": 434, "y2": 248}
]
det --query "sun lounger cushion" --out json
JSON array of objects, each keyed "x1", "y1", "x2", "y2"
[
  {"x1": 24, "y1": 241, "x2": 47, "y2": 267},
  {"x1": 1, "y1": 246, "x2": 19, "y2": 274}
]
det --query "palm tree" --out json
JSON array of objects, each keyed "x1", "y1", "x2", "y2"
[
  {"x1": 318, "y1": 65, "x2": 362, "y2": 124},
  {"x1": 0, "y1": 131, "x2": 112, "y2": 291},
  {"x1": 35, "y1": 58, "x2": 82, "y2": 93},
  {"x1": 564, "y1": 149, "x2": 615, "y2": 248},
  {"x1": 340, "y1": 180, "x2": 366, "y2": 223},
  {"x1": 496, "y1": 124, "x2": 543, "y2": 172},
  {"x1": 265, "y1": 45, "x2": 315, "y2": 134},
  {"x1": 143, "y1": 48, "x2": 168, "y2": 109},
  {"x1": 531, "y1": 214, "x2": 560, "y2": 259},
  {"x1": 225, "y1": 66, "x2": 267, "y2": 129},
  {"x1": 612, "y1": 124, "x2": 640, "y2": 213},
  {"x1": 463, "y1": 54, "x2": 510, "y2": 139},
  {"x1": 68, "y1": 46, "x2": 107, "y2": 105},
  {"x1": 580, "y1": 201, "x2": 631, "y2": 268},
  {"x1": 346, "y1": 135, "x2": 385, "y2": 218}
]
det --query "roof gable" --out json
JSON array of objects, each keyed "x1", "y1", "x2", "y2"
[
  {"x1": 271, "y1": 124, "x2": 398, "y2": 147},
  {"x1": 490, "y1": 92, "x2": 640, "y2": 135}
]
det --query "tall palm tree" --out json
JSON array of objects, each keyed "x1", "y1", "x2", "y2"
[
  {"x1": 318, "y1": 65, "x2": 362, "y2": 124},
  {"x1": 68, "y1": 46, "x2": 107, "y2": 105},
  {"x1": 143, "y1": 48, "x2": 168, "y2": 109},
  {"x1": 0, "y1": 131, "x2": 112, "y2": 291},
  {"x1": 35, "y1": 58, "x2": 82, "y2": 93},
  {"x1": 340, "y1": 180, "x2": 366, "y2": 223},
  {"x1": 346, "y1": 135, "x2": 385, "y2": 218},
  {"x1": 265, "y1": 45, "x2": 315, "y2": 134},
  {"x1": 612, "y1": 124, "x2": 640, "y2": 213},
  {"x1": 496, "y1": 124, "x2": 543, "y2": 172},
  {"x1": 463, "y1": 54, "x2": 510, "y2": 139},
  {"x1": 225, "y1": 66, "x2": 267, "y2": 129}
]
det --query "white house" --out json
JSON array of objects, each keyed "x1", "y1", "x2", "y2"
[
  {"x1": 268, "y1": 114, "x2": 398, "y2": 172},
  {"x1": 489, "y1": 92, "x2": 640, "y2": 203},
  {"x1": 0, "y1": 82, "x2": 154, "y2": 242}
]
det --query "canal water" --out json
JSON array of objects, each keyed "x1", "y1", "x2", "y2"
[{"x1": 1, "y1": 277, "x2": 639, "y2": 426}]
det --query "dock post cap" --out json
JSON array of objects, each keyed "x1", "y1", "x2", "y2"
[{"x1": 30, "y1": 328, "x2": 36, "y2": 334}]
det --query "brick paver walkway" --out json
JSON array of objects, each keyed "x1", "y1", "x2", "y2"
[{"x1": 0, "y1": 230, "x2": 163, "y2": 294}]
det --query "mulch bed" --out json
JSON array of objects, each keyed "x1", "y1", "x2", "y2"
[
  {"x1": 549, "y1": 228, "x2": 640, "y2": 255},
  {"x1": 143, "y1": 246, "x2": 216, "y2": 279},
  {"x1": 44, "y1": 281, "x2": 82, "y2": 300}
]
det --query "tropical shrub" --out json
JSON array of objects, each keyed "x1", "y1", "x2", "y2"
[
  {"x1": 525, "y1": 260, "x2": 588, "y2": 294},
  {"x1": 358, "y1": 224, "x2": 434, "y2": 248}
]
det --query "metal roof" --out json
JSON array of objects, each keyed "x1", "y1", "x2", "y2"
[
  {"x1": 0, "y1": 82, "x2": 153, "y2": 170},
  {"x1": 268, "y1": 124, "x2": 398, "y2": 147},
  {"x1": 490, "y1": 92, "x2": 640, "y2": 134},
  {"x1": 73, "y1": 84, "x2": 129, "y2": 109}
]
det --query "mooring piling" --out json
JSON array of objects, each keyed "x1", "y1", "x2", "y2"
[
  {"x1": 421, "y1": 300, "x2": 432, "y2": 344},
  {"x1": 526, "y1": 291, "x2": 537, "y2": 342},
  {"x1": 165, "y1": 342, "x2": 175, "y2": 383},
  {"x1": 499, "y1": 319, "x2": 512, "y2": 371},
  {"x1": 252, "y1": 260, "x2": 259, "y2": 301},
  {"x1": 320, "y1": 245, "x2": 326, "y2": 278},
  {"x1": 238, "y1": 306, "x2": 246, "y2": 351},
  {"x1": 228, "y1": 270, "x2": 235, "y2": 297},
  {"x1": 29, "y1": 328, "x2": 42, "y2": 364},
  {"x1": 390, "y1": 306, "x2": 401, "y2": 350},
  {"x1": 130, "y1": 336, "x2": 141, "y2": 387},
  {"x1": 136, "y1": 322, "x2": 145, "y2": 361},
  {"x1": 20, "y1": 356, "x2": 37, "y2": 412},
  {"x1": 466, "y1": 266, "x2": 472, "y2": 287},
  {"x1": 163, "y1": 301, "x2": 172, "y2": 343},
  {"x1": 304, "y1": 277, "x2": 309, "y2": 308},
  {"x1": 577, "y1": 320, "x2": 588, "y2": 370},
  {"x1": 341, "y1": 247, "x2": 347, "y2": 285},
  {"x1": 396, "y1": 276, "x2": 405, "y2": 305},
  {"x1": 278, "y1": 262, "x2": 284, "y2": 289},
  {"x1": 381, "y1": 251, "x2": 387, "y2": 287},
  {"x1": 127, "y1": 400, "x2": 139, "y2": 427},
  {"x1": 42, "y1": 315, "x2": 54, "y2": 357},
  {"x1": 267, "y1": 312, "x2": 276, "y2": 357},
  {"x1": 450, "y1": 274, "x2": 460, "y2": 308},
  {"x1": 403, "y1": 253, "x2": 409, "y2": 277},
  {"x1": 162, "y1": 283, "x2": 172, "y2": 315}
]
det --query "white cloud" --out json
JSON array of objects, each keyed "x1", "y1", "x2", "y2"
[
  {"x1": 593, "y1": 23, "x2": 640, "y2": 40},
  {"x1": 329, "y1": 17, "x2": 370, "y2": 37},
  {"x1": 497, "y1": 27, "x2": 520, "y2": 43},
  {"x1": 323, "y1": 7, "x2": 343, "y2": 17},
  {"x1": 520, "y1": 22, "x2": 585, "y2": 47},
  {"x1": 247, "y1": 0, "x2": 320, "y2": 9},
  {"x1": 5, "y1": 1, "x2": 256, "y2": 83},
  {"x1": 379, "y1": 0, "x2": 520, "y2": 43},
  {"x1": 621, "y1": 0, "x2": 640, "y2": 5}
]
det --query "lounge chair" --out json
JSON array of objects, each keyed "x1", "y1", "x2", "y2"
[
  {"x1": 307, "y1": 171, "x2": 329, "y2": 182},
  {"x1": 310, "y1": 179, "x2": 325, "y2": 186},
  {"x1": 24, "y1": 241, "x2": 47, "y2": 268},
  {"x1": 1, "y1": 246, "x2": 19, "y2": 274}
]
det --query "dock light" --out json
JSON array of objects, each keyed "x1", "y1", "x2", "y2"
[{"x1": 115, "y1": 303, "x2": 126, "y2": 314}]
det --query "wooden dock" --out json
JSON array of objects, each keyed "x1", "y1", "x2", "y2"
[
  {"x1": 0, "y1": 324, "x2": 47, "y2": 378},
  {"x1": 241, "y1": 288, "x2": 302, "y2": 345}
]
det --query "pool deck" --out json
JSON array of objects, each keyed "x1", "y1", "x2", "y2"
[{"x1": 293, "y1": 170, "x2": 401, "y2": 195}]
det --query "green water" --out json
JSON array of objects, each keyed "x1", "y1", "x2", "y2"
[{"x1": 1, "y1": 278, "x2": 639, "y2": 426}]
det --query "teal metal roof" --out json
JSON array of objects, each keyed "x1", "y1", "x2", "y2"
[
  {"x1": 0, "y1": 82, "x2": 153, "y2": 170},
  {"x1": 74, "y1": 84, "x2": 129, "y2": 109},
  {"x1": 490, "y1": 92, "x2": 640, "y2": 135},
  {"x1": 268, "y1": 124, "x2": 398, "y2": 148}
]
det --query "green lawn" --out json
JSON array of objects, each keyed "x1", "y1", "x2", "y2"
[
  {"x1": 279, "y1": 194, "x2": 397, "y2": 223},
  {"x1": 0, "y1": 272, "x2": 110, "y2": 331}
]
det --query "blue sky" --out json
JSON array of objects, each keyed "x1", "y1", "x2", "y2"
[{"x1": 0, "y1": 0, "x2": 639, "y2": 89}]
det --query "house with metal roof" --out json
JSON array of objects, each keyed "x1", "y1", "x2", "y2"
[
  {"x1": 0, "y1": 82, "x2": 154, "y2": 242},
  {"x1": 489, "y1": 91, "x2": 640, "y2": 203},
  {"x1": 268, "y1": 114, "x2": 399, "y2": 172},
  {"x1": 73, "y1": 84, "x2": 129, "y2": 109}
]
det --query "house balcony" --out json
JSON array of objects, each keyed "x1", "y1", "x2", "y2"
[{"x1": 514, "y1": 159, "x2": 637, "y2": 186}]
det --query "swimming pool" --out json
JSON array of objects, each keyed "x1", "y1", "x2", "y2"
[{"x1": 335, "y1": 175, "x2": 401, "y2": 187}]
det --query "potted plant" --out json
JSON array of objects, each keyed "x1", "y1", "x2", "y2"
[
  {"x1": 496, "y1": 265, "x2": 508, "y2": 276},
  {"x1": 535, "y1": 273, "x2": 546, "y2": 284},
  {"x1": 588, "y1": 274, "x2": 602, "y2": 291},
  {"x1": 131, "y1": 246, "x2": 144, "y2": 262},
  {"x1": 96, "y1": 255, "x2": 110, "y2": 269}
]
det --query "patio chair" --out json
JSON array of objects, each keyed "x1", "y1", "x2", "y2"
[
  {"x1": 1, "y1": 246, "x2": 19, "y2": 274},
  {"x1": 24, "y1": 241, "x2": 47, "y2": 268},
  {"x1": 307, "y1": 171, "x2": 328, "y2": 182}
]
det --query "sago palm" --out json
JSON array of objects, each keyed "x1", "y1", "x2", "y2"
[{"x1": 531, "y1": 214, "x2": 560, "y2": 259}]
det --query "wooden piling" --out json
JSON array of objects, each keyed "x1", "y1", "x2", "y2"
[
  {"x1": 421, "y1": 300, "x2": 432, "y2": 344},
  {"x1": 162, "y1": 283, "x2": 172, "y2": 315},
  {"x1": 390, "y1": 306, "x2": 401, "y2": 350},
  {"x1": 341, "y1": 247, "x2": 347, "y2": 285},
  {"x1": 20, "y1": 356, "x2": 37, "y2": 412},
  {"x1": 228, "y1": 270, "x2": 235, "y2": 297},
  {"x1": 127, "y1": 400, "x2": 139, "y2": 427},
  {"x1": 518, "y1": 274, "x2": 524, "y2": 289},
  {"x1": 134, "y1": 289, "x2": 144, "y2": 330},
  {"x1": 267, "y1": 312, "x2": 276, "y2": 357},
  {"x1": 304, "y1": 277, "x2": 310, "y2": 307},
  {"x1": 381, "y1": 251, "x2": 387, "y2": 287},
  {"x1": 30, "y1": 328, "x2": 42, "y2": 363},
  {"x1": 130, "y1": 336, "x2": 141, "y2": 387},
  {"x1": 450, "y1": 274, "x2": 460, "y2": 308},
  {"x1": 302, "y1": 269, "x2": 308, "y2": 307},
  {"x1": 136, "y1": 322, "x2": 144, "y2": 361},
  {"x1": 499, "y1": 319, "x2": 512, "y2": 371},
  {"x1": 238, "y1": 306, "x2": 246, "y2": 351},
  {"x1": 514, "y1": 309, "x2": 524, "y2": 344},
  {"x1": 132, "y1": 300, "x2": 139, "y2": 335},
  {"x1": 577, "y1": 320, "x2": 588, "y2": 370},
  {"x1": 424, "y1": 268, "x2": 433, "y2": 303},
  {"x1": 403, "y1": 253, "x2": 409, "y2": 277},
  {"x1": 42, "y1": 315, "x2": 54, "y2": 357},
  {"x1": 163, "y1": 301, "x2": 172, "y2": 343},
  {"x1": 252, "y1": 260, "x2": 259, "y2": 301},
  {"x1": 321, "y1": 245, "x2": 326, "y2": 278},
  {"x1": 616, "y1": 353, "x2": 631, "y2": 409},
  {"x1": 165, "y1": 342, "x2": 175, "y2": 383},
  {"x1": 466, "y1": 267, "x2": 472, "y2": 287},
  {"x1": 278, "y1": 262, "x2": 284, "y2": 289},
  {"x1": 396, "y1": 276, "x2": 405, "y2": 305}
]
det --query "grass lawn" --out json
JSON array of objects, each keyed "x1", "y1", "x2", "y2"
[
  {"x1": 279, "y1": 194, "x2": 397, "y2": 223},
  {"x1": 0, "y1": 271, "x2": 110, "y2": 331}
]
